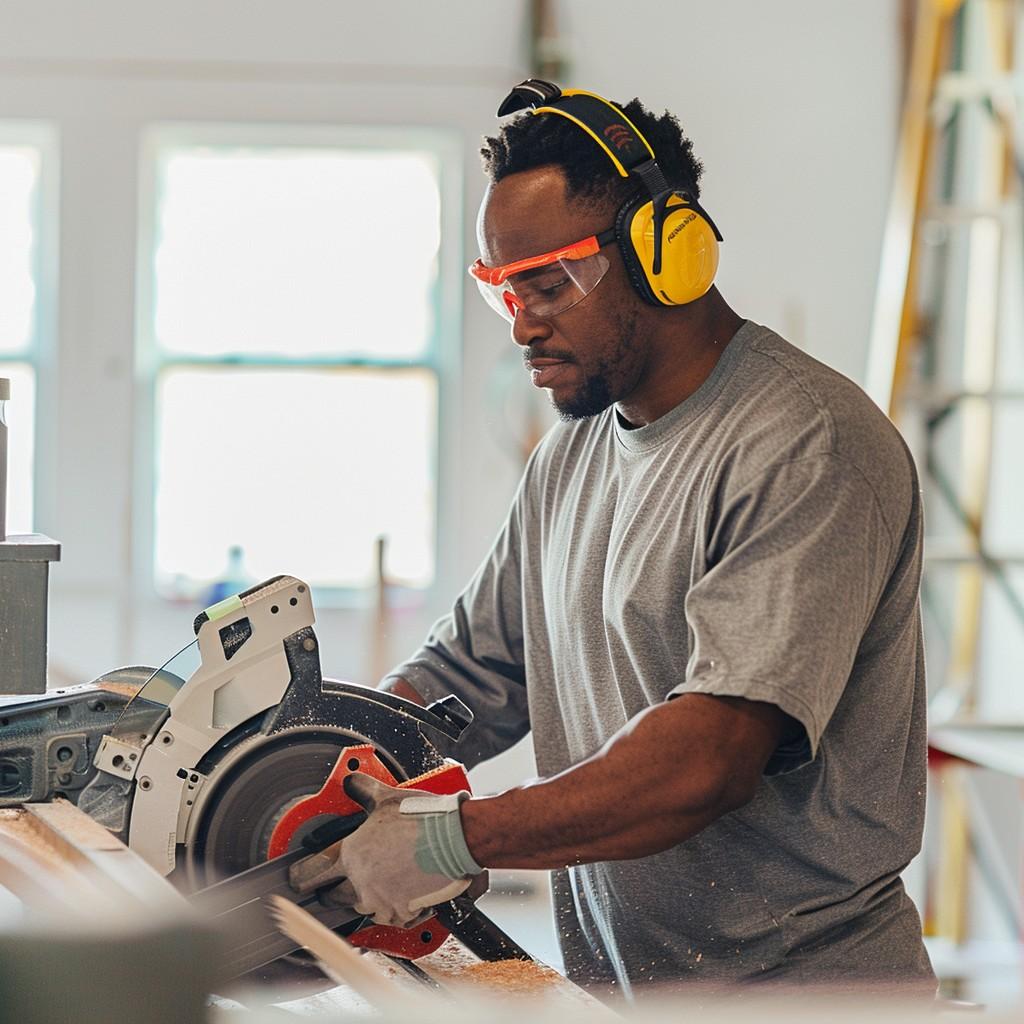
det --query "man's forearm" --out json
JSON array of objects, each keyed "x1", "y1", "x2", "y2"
[
  {"x1": 460, "y1": 694, "x2": 787, "y2": 870},
  {"x1": 379, "y1": 675, "x2": 427, "y2": 708}
]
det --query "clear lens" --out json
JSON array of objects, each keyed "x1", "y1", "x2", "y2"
[
  {"x1": 474, "y1": 276, "x2": 516, "y2": 321},
  {"x1": 475, "y1": 252, "x2": 610, "y2": 323}
]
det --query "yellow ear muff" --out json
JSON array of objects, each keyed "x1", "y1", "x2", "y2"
[{"x1": 628, "y1": 195, "x2": 720, "y2": 305}]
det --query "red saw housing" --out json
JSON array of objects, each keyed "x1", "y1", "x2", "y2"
[{"x1": 268, "y1": 744, "x2": 471, "y2": 959}]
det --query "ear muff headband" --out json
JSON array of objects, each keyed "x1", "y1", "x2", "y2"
[
  {"x1": 497, "y1": 79, "x2": 722, "y2": 307},
  {"x1": 533, "y1": 89, "x2": 656, "y2": 178}
]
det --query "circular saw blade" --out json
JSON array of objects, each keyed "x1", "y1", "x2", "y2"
[
  {"x1": 183, "y1": 729, "x2": 366, "y2": 888},
  {"x1": 180, "y1": 727, "x2": 378, "y2": 995}
]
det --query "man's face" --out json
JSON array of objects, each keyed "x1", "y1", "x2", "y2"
[{"x1": 477, "y1": 166, "x2": 647, "y2": 421}]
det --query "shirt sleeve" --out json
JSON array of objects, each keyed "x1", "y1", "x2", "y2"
[
  {"x1": 668, "y1": 453, "x2": 901, "y2": 774},
  {"x1": 384, "y1": 468, "x2": 533, "y2": 769}
]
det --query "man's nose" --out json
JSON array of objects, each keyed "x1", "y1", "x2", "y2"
[{"x1": 510, "y1": 308, "x2": 553, "y2": 348}]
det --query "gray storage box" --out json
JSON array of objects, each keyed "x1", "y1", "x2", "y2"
[{"x1": 0, "y1": 534, "x2": 61, "y2": 695}]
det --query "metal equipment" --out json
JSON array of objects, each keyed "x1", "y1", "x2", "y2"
[
  {"x1": 0, "y1": 574, "x2": 531, "y2": 985},
  {"x1": 0, "y1": 533, "x2": 61, "y2": 696},
  {"x1": 0, "y1": 375, "x2": 62, "y2": 697}
]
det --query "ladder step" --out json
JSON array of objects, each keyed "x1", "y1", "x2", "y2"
[
  {"x1": 901, "y1": 388, "x2": 1024, "y2": 406},
  {"x1": 923, "y1": 201, "x2": 1017, "y2": 223},
  {"x1": 934, "y1": 71, "x2": 1021, "y2": 104},
  {"x1": 925, "y1": 546, "x2": 1024, "y2": 567}
]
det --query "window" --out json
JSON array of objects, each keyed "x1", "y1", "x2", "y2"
[
  {"x1": 139, "y1": 127, "x2": 456, "y2": 600},
  {"x1": 0, "y1": 126, "x2": 53, "y2": 535}
]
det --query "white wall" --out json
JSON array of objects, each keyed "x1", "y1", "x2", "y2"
[
  {"x1": 0, "y1": 0, "x2": 535, "y2": 686},
  {"x1": 0, "y1": 2, "x2": 902, "y2": 783},
  {"x1": 563, "y1": 0, "x2": 902, "y2": 382}
]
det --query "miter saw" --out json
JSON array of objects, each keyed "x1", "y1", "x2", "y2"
[{"x1": 0, "y1": 574, "x2": 530, "y2": 986}]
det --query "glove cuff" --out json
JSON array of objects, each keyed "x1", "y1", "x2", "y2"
[{"x1": 402, "y1": 791, "x2": 483, "y2": 880}]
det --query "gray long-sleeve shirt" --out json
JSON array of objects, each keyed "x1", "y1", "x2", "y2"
[{"x1": 389, "y1": 320, "x2": 935, "y2": 996}]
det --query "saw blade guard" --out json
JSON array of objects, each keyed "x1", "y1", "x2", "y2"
[
  {"x1": 86, "y1": 575, "x2": 472, "y2": 876},
  {"x1": 74, "y1": 649, "x2": 199, "y2": 838},
  {"x1": 94, "y1": 575, "x2": 322, "y2": 873}
]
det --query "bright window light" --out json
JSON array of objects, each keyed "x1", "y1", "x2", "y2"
[
  {"x1": 0, "y1": 362, "x2": 35, "y2": 534},
  {"x1": 146, "y1": 137, "x2": 446, "y2": 596},
  {"x1": 0, "y1": 147, "x2": 37, "y2": 355},
  {"x1": 154, "y1": 367, "x2": 436, "y2": 592},
  {"x1": 153, "y1": 149, "x2": 440, "y2": 360}
]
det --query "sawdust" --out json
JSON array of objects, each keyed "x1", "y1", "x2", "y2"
[
  {"x1": 455, "y1": 958, "x2": 564, "y2": 994},
  {"x1": 95, "y1": 680, "x2": 144, "y2": 698},
  {"x1": 417, "y1": 935, "x2": 478, "y2": 975},
  {"x1": 419, "y1": 937, "x2": 566, "y2": 997}
]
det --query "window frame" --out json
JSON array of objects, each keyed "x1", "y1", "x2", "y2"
[
  {"x1": 134, "y1": 121, "x2": 463, "y2": 606},
  {"x1": 0, "y1": 121, "x2": 60, "y2": 537}
]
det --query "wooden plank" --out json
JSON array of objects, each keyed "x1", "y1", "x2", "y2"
[
  {"x1": 0, "y1": 818, "x2": 71, "y2": 910},
  {"x1": 0, "y1": 801, "x2": 187, "y2": 915},
  {"x1": 23, "y1": 799, "x2": 187, "y2": 908}
]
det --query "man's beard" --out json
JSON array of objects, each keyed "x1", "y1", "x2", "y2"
[
  {"x1": 553, "y1": 372, "x2": 613, "y2": 421},
  {"x1": 551, "y1": 310, "x2": 639, "y2": 422}
]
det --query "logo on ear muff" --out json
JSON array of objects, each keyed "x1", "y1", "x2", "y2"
[{"x1": 496, "y1": 79, "x2": 724, "y2": 308}]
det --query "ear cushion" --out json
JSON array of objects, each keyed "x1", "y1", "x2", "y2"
[{"x1": 617, "y1": 193, "x2": 720, "y2": 306}]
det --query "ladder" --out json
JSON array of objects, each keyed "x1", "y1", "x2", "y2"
[
  {"x1": 870, "y1": 0, "x2": 1023, "y2": 720},
  {"x1": 867, "y1": 0, "x2": 1024, "y2": 968}
]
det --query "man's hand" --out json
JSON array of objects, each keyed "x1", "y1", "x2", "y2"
[{"x1": 288, "y1": 773, "x2": 483, "y2": 929}]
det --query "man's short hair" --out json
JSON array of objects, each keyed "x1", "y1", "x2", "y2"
[{"x1": 480, "y1": 97, "x2": 705, "y2": 212}]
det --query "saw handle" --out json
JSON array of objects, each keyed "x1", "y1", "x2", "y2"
[
  {"x1": 424, "y1": 695, "x2": 473, "y2": 739},
  {"x1": 301, "y1": 811, "x2": 368, "y2": 852}
]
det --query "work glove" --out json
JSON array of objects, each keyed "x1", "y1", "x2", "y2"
[{"x1": 287, "y1": 773, "x2": 483, "y2": 929}]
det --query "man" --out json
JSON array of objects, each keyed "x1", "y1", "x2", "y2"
[{"x1": 293, "y1": 82, "x2": 935, "y2": 996}]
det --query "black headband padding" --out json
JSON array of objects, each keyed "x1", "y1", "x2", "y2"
[
  {"x1": 540, "y1": 94, "x2": 654, "y2": 174},
  {"x1": 497, "y1": 80, "x2": 653, "y2": 174}
]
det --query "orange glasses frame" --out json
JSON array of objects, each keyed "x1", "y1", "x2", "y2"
[{"x1": 468, "y1": 234, "x2": 603, "y2": 286}]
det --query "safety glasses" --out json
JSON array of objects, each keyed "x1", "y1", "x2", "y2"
[{"x1": 469, "y1": 228, "x2": 616, "y2": 322}]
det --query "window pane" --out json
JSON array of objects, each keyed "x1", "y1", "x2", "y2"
[
  {"x1": 152, "y1": 148, "x2": 441, "y2": 361},
  {"x1": 0, "y1": 147, "x2": 39, "y2": 355},
  {"x1": 0, "y1": 363, "x2": 35, "y2": 534},
  {"x1": 154, "y1": 367, "x2": 436, "y2": 592}
]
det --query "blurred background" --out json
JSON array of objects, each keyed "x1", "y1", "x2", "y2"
[{"x1": 0, "y1": 0, "x2": 1021, "y2": 1007}]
